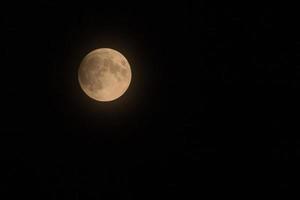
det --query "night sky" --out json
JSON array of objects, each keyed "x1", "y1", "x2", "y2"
[{"x1": 1, "y1": 1, "x2": 298, "y2": 199}]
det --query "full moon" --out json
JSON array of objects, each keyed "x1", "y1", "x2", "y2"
[{"x1": 78, "y1": 48, "x2": 132, "y2": 102}]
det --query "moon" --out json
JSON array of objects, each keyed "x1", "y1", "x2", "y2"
[{"x1": 78, "y1": 48, "x2": 132, "y2": 102}]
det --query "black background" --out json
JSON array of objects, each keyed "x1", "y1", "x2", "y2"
[{"x1": 1, "y1": 1, "x2": 298, "y2": 199}]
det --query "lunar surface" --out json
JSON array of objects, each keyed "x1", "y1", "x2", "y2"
[{"x1": 78, "y1": 48, "x2": 132, "y2": 102}]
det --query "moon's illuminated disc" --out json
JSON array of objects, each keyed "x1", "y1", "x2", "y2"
[{"x1": 78, "y1": 48, "x2": 132, "y2": 102}]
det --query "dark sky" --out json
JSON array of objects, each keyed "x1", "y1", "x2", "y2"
[{"x1": 1, "y1": 1, "x2": 298, "y2": 199}]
